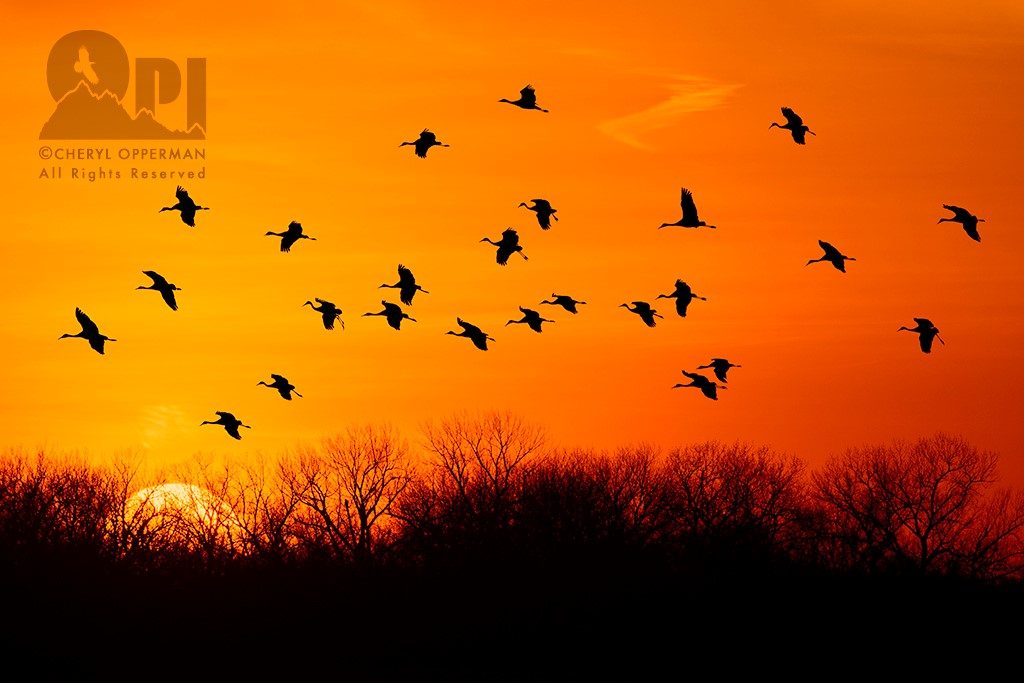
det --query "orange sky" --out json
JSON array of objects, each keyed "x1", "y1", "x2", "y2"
[{"x1": 2, "y1": 1, "x2": 1023, "y2": 482}]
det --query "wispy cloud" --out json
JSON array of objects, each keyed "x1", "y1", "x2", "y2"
[
  {"x1": 598, "y1": 76, "x2": 741, "y2": 150},
  {"x1": 140, "y1": 404, "x2": 189, "y2": 450}
]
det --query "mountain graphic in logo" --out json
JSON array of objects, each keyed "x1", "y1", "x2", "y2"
[{"x1": 40, "y1": 80, "x2": 205, "y2": 140}]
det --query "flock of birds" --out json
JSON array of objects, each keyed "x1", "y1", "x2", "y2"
[{"x1": 57, "y1": 87, "x2": 989, "y2": 438}]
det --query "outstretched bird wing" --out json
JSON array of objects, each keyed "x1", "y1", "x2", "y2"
[
  {"x1": 913, "y1": 317, "x2": 935, "y2": 329},
  {"x1": 681, "y1": 370, "x2": 702, "y2": 382},
  {"x1": 75, "y1": 307, "x2": 99, "y2": 336},
  {"x1": 818, "y1": 240, "x2": 842, "y2": 259},
  {"x1": 919, "y1": 332, "x2": 935, "y2": 353},
  {"x1": 520, "y1": 85, "x2": 538, "y2": 106},
  {"x1": 420, "y1": 129, "x2": 437, "y2": 143},
  {"x1": 175, "y1": 186, "x2": 190, "y2": 203},
  {"x1": 398, "y1": 264, "x2": 415, "y2": 287},
  {"x1": 458, "y1": 318, "x2": 483, "y2": 336},
  {"x1": 680, "y1": 188, "x2": 699, "y2": 223},
  {"x1": 270, "y1": 374, "x2": 287, "y2": 383},
  {"x1": 501, "y1": 228, "x2": 520, "y2": 245},
  {"x1": 280, "y1": 232, "x2": 300, "y2": 252},
  {"x1": 160, "y1": 288, "x2": 178, "y2": 310},
  {"x1": 675, "y1": 280, "x2": 693, "y2": 297},
  {"x1": 781, "y1": 107, "x2": 804, "y2": 127},
  {"x1": 215, "y1": 411, "x2": 234, "y2": 420},
  {"x1": 142, "y1": 270, "x2": 168, "y2": 287},
  {"x1": 942, "y1": 205, "x2": 972, "y2": 221}
]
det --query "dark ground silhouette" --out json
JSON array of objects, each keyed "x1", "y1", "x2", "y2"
[{"x1": 2, "y1": 425, "x2": 1022, "y2": 677}]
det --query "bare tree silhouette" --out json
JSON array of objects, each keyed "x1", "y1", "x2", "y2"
[
  {"x1": 281, "y1": 426, "x2": 413, "y2": 563},
  {"x1": 812, "y1": 434, "x2": 1024, "y2": 578},
  {"x1": 663, "y1": 442, "x2": 806, "y2": 563}
]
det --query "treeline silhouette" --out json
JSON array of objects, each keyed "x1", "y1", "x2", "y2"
[{"x1": 3, "y1": 417, "x2": 1023, "y2": 676}]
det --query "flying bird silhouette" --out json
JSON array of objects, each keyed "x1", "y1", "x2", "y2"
[
  {"x1": 673, "y1": 370, "x2": 725, "y2": 400},
  {"x1": 481, "y1": 228, "x2": 528, "y2": 265},
  {"x1": 620, "y1": 301, "x2": 663, "y2": 327},
  {"x1": 506, "y1": 306, "x2": 554, "y2": 333},
  {"x1": 769, "y1": 107, "x2": 816, "y2": 144},
  {"x1": 303, "y1": 298, "x2": 344, "y2": 330},
  {"x1": 898, "y1": 318, "x2": 945, "y2": 354},
  {"x1": 499, "y1": 84, "x2": 549, "y2": 112},
  {"x1": 59, "y1": 308, "x2": 116, "y2": 355},
  {"x1": 136, "y1": 270, "x2": 181, "y2": 310},
  {"x1": 446, "y1": 318, "x2": 495, "y2": 351},
  {"x1": 696, "y1": 358, "x2": 741, "y2": 383},
  {"x1": 364, "y1": 300, "x2": 417, "y2": 330},
  {"x1": 938, "y1": 205, "x2": 985, "y2": 243},
  {"x1": 380, "y1": 264, "x2": 429, "y2": 306},
  {"x1": 656, "y1": 280, "x2": 707, "y2": 318},
  {"x1": 257, "y1": 374, "x2": 302, "y2": 400},
  {"x1": 400, "y1": 129, "x2": 449, "y2": 158},
  {"x1": 73, "y1": 46, "x2": 99, "y2": 84},
  {"x1": 806, "y1": 240, "x2": 856, "y2": 272},
  {"x1": 659, "y1": 188, "x2": 716, "y2": 230},
  {"x1": 540, "y1": 293, "x2": 587, "y2": 314},
  {"x1": 200, "y1": 411, "x2": 251, "y2": 440},
  {"x1": 266, "y1": 221, "x2": 316, "y2": 252},
  {"x1": 519, "y1": 199, "x2": 558, "y2": 229},
  {"x1": 159, "y1": 186, "x2": 209, "y2": 227}
]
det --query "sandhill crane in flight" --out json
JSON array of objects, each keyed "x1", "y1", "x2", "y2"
[
  {"x1": 519, "y1": 199, "x2": 558, "y2": 229},
  {"x1": 673, "y1": 370, "x2": 725, "y2": 400},
  {"x1": 59, "y1": 308, "x2": 117, "y2": 355},
  {"x1": 506, "y1": 306, "x2": 554, "y2": 333},
  {"x1": 446, "y1": 318, "x2": 495, "y2": 351},
  {"x1": 769, "y1": 107, "x2": 816, "y2": 145},
  {"x1": 257, "y1": 374, "x2": 302, "y2": 400},
  {"x1": 898, "y1": 318, "x2": 945, "y2": 354},
  {"x1": 697, "y1": 358, "x2": 741, "y2": 383},
  {"x1": 400, "y1": 129, "x2": 449, "y2": 158},
  {"x1": 73, "y1": 46, "x2": 99, "y2": 84},
  {"x1": 659, "y1": 188, "x2": 716, "y2": 230},
  {"x1": 540, "y1": 293, "x2": 587, "y2": 314},
  {"x1": 380, "y1": 264, "x2": 429, "y2": 306},
  {"x1": 938, "y1": 205, "x2": 985, "y2": 243},
  {"x1": 806, "y1": 240, "x2": 856, "y2": 273},
  {"x1": 481, "y1": 228, "x2": 528, "y2": 265},
  {"x1": 200, "y1": 411, "x2": 251, "y2": 440},
  {"x1": 656, "y1": 280, "x2": 706, "y2": 318},
  {"x1": 136, "y1": 270, "x2": 181, "y2": 311},
  {"x1": 266, "y1": 221, "x2": 317, "y2": 252},
  {"x1": 620, "y1": 301, "x2": 663, "y2": 327},
  {"x1": 364, "y1": 300, "x2": 417, "y2": 330},
  {"x1": 499, "y1": 84, "x2": 549, "y2": 112},
  {"x1": 303, "y1": 298, "x2": 344, "y2": 330},
  {"x1": 160, "y1": 186, "x2": 209, "y2": 227}
]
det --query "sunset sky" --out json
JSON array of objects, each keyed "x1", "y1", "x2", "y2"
[{"x1": 2, "y1": 1, "x2": 1022, "y2": 482}]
